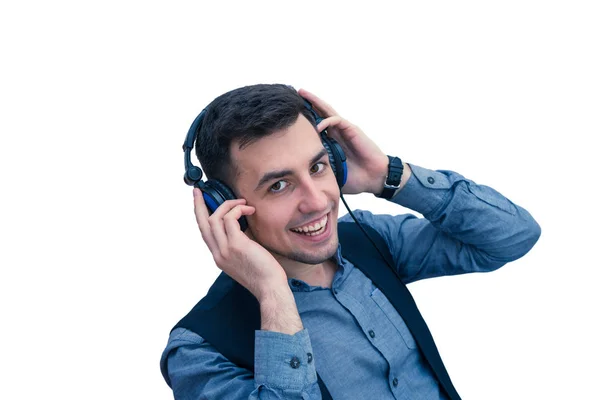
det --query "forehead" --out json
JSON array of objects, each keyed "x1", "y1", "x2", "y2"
[{"x1": 231, "y1": 115, "x2": 324, "y2": 187}]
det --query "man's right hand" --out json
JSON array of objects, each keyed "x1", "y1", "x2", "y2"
[{"x1": 192, "y1": 188, "x2": 288, "y2": 302}]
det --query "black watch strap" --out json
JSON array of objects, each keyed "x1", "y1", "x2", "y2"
[{"x1": 376, "y1": 156, "x2": 404, "y2": 199}]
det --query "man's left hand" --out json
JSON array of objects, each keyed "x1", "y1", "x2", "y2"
[{"x1": 298, "y1": 88, "x2": 389, "y2": 195}]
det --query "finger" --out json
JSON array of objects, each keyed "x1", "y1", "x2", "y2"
[
  {"x1": 193, "y1": 188, "x2": 213, "y2": 232},
  {"x1": 316, "y1": 115, "x2": 353, "y2": 134},
  {"x1": 223, "y1": 204, "x2": 256, "y2": 239},
  {"x1": 207, "y1": 199, "x2": 248, "y2": 257},
  {"x1": 211, "y1": 204, "x2": 256, "y2": 260},
  {"x1": 209, "y1": 214, "x2": 229, "y2": 260},
  {"x1": 193, "y1": 188, "x2": 218, "y2": 253},
  {"x1": 210, "y1": 198, "x2": 247, "y2": 219},
  {"x1": 194, "y1": 191, "x2": 245, "y2": 249},
  {"x1": 193, "y1": 188, "x2": 209, "y2": 221},
  {"x1": 298, "y1": 88, "x2": 339, "y2": 118}
]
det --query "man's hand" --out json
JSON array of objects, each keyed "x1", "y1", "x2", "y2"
[
  {"x1": 299, "y1": 88, "x2": 389, "y2": 195},
  {"x1": 193, "y1": 188, "x2": 303, "y2": 334},
  {"x1": 193, "y1": 188, "x2": 287, "y2": 302}
]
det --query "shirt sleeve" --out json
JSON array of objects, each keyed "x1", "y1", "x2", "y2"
[
  {"x1": 160, "y1": 327, "x2": 321, "y2": 399},
  {"x1": 341, "y1": 164, "x2": 541, "y2": 284}
]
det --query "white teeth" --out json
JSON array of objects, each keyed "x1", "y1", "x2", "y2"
[{"x1": 292, "y1": 215, "x2": 328, "y2": 234}]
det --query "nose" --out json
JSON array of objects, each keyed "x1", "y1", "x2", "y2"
[{"x1": 297, "y1": 177, "x2": 329, "y2": 215}]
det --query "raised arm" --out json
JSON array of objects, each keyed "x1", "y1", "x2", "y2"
[
  {"x1": 342, "y1": 164, "x2": 541, "y2": 283},
  {"x1": 160, "y1": 189, "x2": 321, "y2": 399},
  {"x1": 300, "y1": 89, "x2": 540, "y2": 284}
]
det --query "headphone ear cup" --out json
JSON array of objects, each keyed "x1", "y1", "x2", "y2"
[
  {"x1": 321, "y1": 134, "x2": 348, "y2": 188},
  {"x1": 203, "y1": 179, "x2": 249, "y2": 232}
]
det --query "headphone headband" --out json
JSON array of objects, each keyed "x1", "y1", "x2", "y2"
[
  {"x1": 302, "y1": 99, "x2": 324, "y2": 126},
  {"x1": 183, "y1": 109, "x2": 206, "y2": 151}
]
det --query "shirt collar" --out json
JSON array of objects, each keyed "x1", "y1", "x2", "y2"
[{"x1": 288, "y1": 244, "x2": 354, "y2": 292}]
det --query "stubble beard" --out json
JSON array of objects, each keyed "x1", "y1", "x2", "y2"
[{"x1": 261, "y1": 236, "x2": 339, "y2": 266}]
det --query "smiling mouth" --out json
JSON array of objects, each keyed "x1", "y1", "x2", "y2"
[{"x1": 290, "y1": 214, "x2": 328, "y2": 236}]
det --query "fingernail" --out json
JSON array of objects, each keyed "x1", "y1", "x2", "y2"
[{"x1": 193, "y1": 188, "x2": 200, "y2": 197}]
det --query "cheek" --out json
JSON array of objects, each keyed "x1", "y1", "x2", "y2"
[{"x1": 249, "y1": 204, "x2": 292, "y2": 235}]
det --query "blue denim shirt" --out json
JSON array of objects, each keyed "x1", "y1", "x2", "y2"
[{"x1": 160, "y1": 164, "x2": 541, "y2": 399}]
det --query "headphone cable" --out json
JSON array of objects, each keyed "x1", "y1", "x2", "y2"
[{"x1": 339, "y1": 193, "x2": 397, "y2": 273}]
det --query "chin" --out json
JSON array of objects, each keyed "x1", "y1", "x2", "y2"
[
  {"x1": 286, "y1": 244, "x2": 339, "y2": 265},
  {"x1": 264, "y1": 234, "x2": 339, "y2": 266}
]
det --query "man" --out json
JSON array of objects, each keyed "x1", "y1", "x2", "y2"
[{"x1": 160, "y1": 84, "x2": 541, "y2": 399}]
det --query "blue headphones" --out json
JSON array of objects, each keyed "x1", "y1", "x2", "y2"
[{"x1": 182, "y1": 99, "x2": 348, "y2": 231}]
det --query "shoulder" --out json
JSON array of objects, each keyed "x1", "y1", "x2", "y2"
[
  {"x1": 338, "y1": 208, "x2": 419, "y2": 236},
  {"x1": 338, "y1": 209, "x2": 376, "y2": 225}
]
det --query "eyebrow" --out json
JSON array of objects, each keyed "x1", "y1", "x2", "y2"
[{"x1": 254, "y1": 148, "x2": 329, "y2": 192}]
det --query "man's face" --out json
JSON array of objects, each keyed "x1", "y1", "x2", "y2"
[{"x1": 231, "y1": 114, "x2": 340, "y2": 266}]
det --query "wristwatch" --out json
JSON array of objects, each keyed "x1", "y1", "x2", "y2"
[{"x1": 375, "y1": 156, "x2": 404, "y2": 199}]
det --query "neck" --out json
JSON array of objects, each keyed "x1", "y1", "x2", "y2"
[{"x1": 276, "y1": 257, "x2": 338, "y2": 288}]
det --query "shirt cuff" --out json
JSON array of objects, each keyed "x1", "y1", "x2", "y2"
[
  {"x1": 391, "y1": 163, "x2": 458, "y2": 216},
  {"x1": 254, "y1": 329, "x2": 317, "y2": 390}
]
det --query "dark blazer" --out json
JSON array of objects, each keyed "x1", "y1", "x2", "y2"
[{"x1": 173, "y1": 221, "x2": 461, "y2": 400}]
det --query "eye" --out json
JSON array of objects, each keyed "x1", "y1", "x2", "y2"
[
  {"x1": 269, "y1": 180, "x2": 288, "y2": 193},
  {"x1": 310, "y1": 162, "x2": 326, "y2": 174}
]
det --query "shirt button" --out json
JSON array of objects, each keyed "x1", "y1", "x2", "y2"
[
  {"x1": 368, "y1": 330, "x2": 375, "y2": 338},
  {"x1": 333, "y1": 288, "x2": 338, "y2": 295},
  {"x1": 392, "y1": 377, "x2": 399, "y2": 387},
  {"x1": 427, "y1": 176, "x2": 435, "y2": 184},
  {"x1": 307, "y1": 352, "x2": 313, "y2": 363},
  {"x1": 290, "y1": 356, "x2": 301, "y2": 369},
  {"x1": 292, "y1": 280, "x2": 301, "y2": 287}
]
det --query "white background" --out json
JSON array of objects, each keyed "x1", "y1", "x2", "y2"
[{"x1": 1, "y1": 1, "x2": 598, "y2": 399}]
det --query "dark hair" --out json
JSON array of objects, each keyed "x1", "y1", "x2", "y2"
[{"x1": 195, "y1": 84, "x2": 316, "y2": 187}]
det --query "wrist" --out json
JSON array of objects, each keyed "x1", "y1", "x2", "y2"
[
  {"x1": 259, "y1": 288, "x2": 303, "y2": 335},
  {"x1": 370, "y1": 161, "x2": 389, "y2": 195},
  {"x1": 374, "y1": 156, "x2": 405, "y2": 198},
  {"x1": 256, "y1": 283, "x2": 293, "y2": 306}
]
